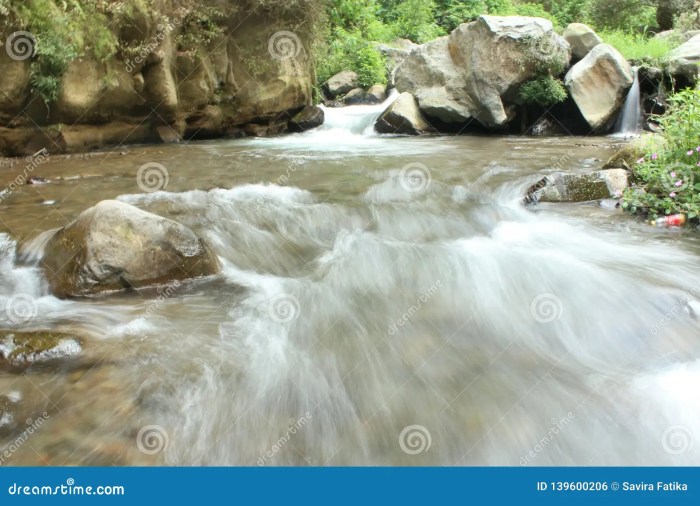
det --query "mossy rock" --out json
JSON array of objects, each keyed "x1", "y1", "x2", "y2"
[
  {"x1": 0, "y1": 331, "x2": 82, "y2": 368},
  {"x1": 604, "y1": 134, "x2": 667, "y2": 169}
]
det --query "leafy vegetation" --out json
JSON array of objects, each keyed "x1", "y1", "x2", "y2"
[
  {"x1": 519, "y1": 75, "x2": 567, "y2": 106},
  {"x1": 622, "y1": 89, "x2": 700, "y2": 222}
]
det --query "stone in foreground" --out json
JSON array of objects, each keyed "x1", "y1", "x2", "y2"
[
  {"x1": 565, "y1": 44, "x2": 634, "y2": 133},
  {"x1": 42, "y1": 200, "x2": 221, "y2": 297},
  {"x1": 525, "y1": 169, "x2": 629, "y2": 204},
  {"x1": 375, "y1": 92, "x2": 431, "y2": 135}
]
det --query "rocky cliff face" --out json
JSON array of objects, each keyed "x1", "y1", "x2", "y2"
[{"x1": 0, "y1": 1, "x2": 315, "y2": 156}]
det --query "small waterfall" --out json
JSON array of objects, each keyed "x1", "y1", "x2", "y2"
[
  {"x1": 615, "y1": 67, "x2": 641, "y2": 135},
  {"x1": 317, "y1": 89, "x2": 400, "y2": 137}
]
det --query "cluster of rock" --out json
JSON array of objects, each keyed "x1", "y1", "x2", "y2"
[
  {"x1": 322, "y1": 71, "x2": 388, "y2": 106},
  {"x1": 372, "y1": 16, "x2": 638, "y2": 136}
]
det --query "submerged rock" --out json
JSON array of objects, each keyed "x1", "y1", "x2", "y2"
[
  {"x1": 525, "y1": 169, "x2": 629, "y2": 203},
  {"x1": 375, "y1": 92, "x2": 431, "y2": 135},
  {"x1": 288, "y1": 106, "x2": 324, "y2": 132},
  {"x1": 0, "y1": 331, "x2": 82, "y2": 368},
  {"x1": 41, "y1": 200, "x2": 221, "y2": 297},
  {"x1": 564, "y1": 44, "x2": 634, "y2": 133}
]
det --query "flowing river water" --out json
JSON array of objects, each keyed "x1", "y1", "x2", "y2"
[{"x1": 0, "y1": 102, "x2": 699, "y2": 466}]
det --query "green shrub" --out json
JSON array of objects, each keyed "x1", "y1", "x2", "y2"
[
  {"x1": 519, "y1": 75, "x2": 567, "y2": 107},
  {"x1": 316, "y1": 29, "x2": 387, "y2": 88},
  {"x1": 622, "y1": 89, "x2": 700, "y2": 221}
]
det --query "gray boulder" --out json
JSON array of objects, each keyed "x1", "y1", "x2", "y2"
[
  {"x1": 42, "y1": 200, "x2": 221, "y2": 297},
  {"x1": 563, "y1": 23, "x2": 602, "y2": 60},
  {"x1": 667, "y1": 33, "x2": 700, "y2": 83},
  {"x1": 344, "y1": 88, "x2": 367, "y2": 105},
  {"x1": 564, "y1": 44, "x2": 634, "y2": 133},
  {"x1": 366, "y1": 84, "x2": 387, "y2": 104},
  {"x1": 288, "y1": 106, "x2": 324, "y2": 132},
  {"x1": 323, "y1": 71, "x2": 359, "y2": 99},
  {"x1": 375, "y1": 92, "x2": 431, "y2": 135}
]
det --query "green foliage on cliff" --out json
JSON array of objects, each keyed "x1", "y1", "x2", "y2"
[
  {"x1": 1, "y1": 0, "x2": 117, "y2": 104},
  {"x1": 622, "y1": 89, "x2": 700, "y2": 221}
]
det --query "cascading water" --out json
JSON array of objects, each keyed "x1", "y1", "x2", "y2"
[
  {"x1": 1, "y1": 118, "x2": 699, "y2": 467},
  {"x1": 614, "y1": 67, "x2": 642, "y2": 135},
  {"x1": 317, "y1": 89, "x2": 400, "y2": 137}
]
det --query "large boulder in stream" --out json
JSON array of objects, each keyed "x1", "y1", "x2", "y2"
[
  {"x1": 564, "y1": 44, "x2": 634, "y2": 133},
  {"x1": 524, "y1": 169, "x2": 629, "y2": 204},
  {"x1": 375, "y1": 92, "x2": 432, "y2": 135},
  {"x1": 42, "y1": 200, "x2": 221, "y2": 298},
  {"x1": 394, "y1": 15, "x2": 570, "y2": 129}
]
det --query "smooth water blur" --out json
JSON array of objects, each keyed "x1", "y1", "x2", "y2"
[{"x1": 0, "y1": 123, "x2": 699, "y2": 466}]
